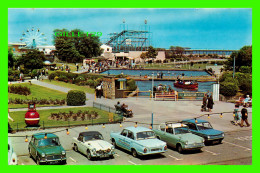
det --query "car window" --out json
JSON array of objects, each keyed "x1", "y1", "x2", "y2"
[
  {"x1": 166, "y1": 128, "x2": 173, "y2": 134},
  {"x1": 37, "y1": 138, "x2": 60, "y2": 147},
  {"x1": 127, "y1": 131, "x2": 134, "y2": 140},
  {"x1": 197, "y1": 122, "x2": 213, "y2": 130},
  {"x1": 121, "y1": 129, "x2": 128, "y2": 137},
  {"x1": 187, "y1": 123, "x2": 197, "y2": 130},
  {"x1": 78, "y1": 135, "x2": 83, "y2": 142},
  {"x1": 174, "y1": 127, "x2": 189, "y2": 135},
  {"x1": 136, "y1": 131, "x2": 156, "y2": 140},
  {"x1": 84, "y1": 134, "x2": 103, "y2": 141}
]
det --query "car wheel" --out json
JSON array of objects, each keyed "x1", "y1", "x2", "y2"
[
  {"x1": 219, "y1": 139, "x2": 223, "y2": 144},
  {"x1": 109, "y1": 155, "x2": 114, "y2": 159},
  {"x1": 61, "y1": 160, "x2": 67, "y2": 165},
  {"x1": 176, "y1": 144, "x2": 183, "y2": 154},
  {"x1": 111, "y1": 139, "x2": 117, "y2": 149},
  {"x1": 86, "y1": 150, "x2": 92, "y2": 160},
  {"x1": 36, "y1": 156, "x2": 41, "y2": 165},
  {"x1": 73, "y1": 144, "x2": 78, "y2": 152},
  {"x1": 132, "y1": 149, "x2": 138, "y2": 158}
]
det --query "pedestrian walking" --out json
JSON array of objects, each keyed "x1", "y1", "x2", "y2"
[
  {"x1": 233, "y1": 104, "x2": 241, "y2": 126},
  {"x1": 240, "y1": 105, "x2": 250, "y2": 127},
  {"x1": 207, "y1": 95, "x2": 214, "y2": 112},
  {"x1": 201, "y1": 94, "x2": 207, "y2": 112}
]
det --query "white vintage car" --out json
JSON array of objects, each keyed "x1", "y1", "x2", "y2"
[
  {"x1": 72, "y1": 131, "x2": 115, "y2": 160},
  {"x1": 8, "y1": 139, "x2": 18, "y2": 165}
]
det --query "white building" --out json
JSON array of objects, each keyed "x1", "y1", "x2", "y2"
[{"x1": 36, "y1": 45, "x2": 56, "y2": 55}]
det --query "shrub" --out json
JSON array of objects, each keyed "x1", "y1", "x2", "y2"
[
  {"x1": 86, "y1": 79, "x2": 94, "y2": 87},
  {"x1": 220, "y1": 82, "x2": 239, "y2": 97},
  {"x1": 8, "y1": 85, "x2": 31, "y2": 96},
  {"x1": 66, "y1": 90, "x2": 86, "y2": 106},
  {"x1": 74, "y1": 76, "x2": 85, "y2": 84},
  {"x1": 239, "y1": 66, "x2": 252, "y2": 73},
  {"x1": 127, "y1": 79, "x2": 137, "y2": 91},
  {"x1": 48, "y1": 72, "x2": 57, "y2": 80},
  {"x1": 239, "y1": 78, "x2": 252, "y2": 96},
  {"x1": 58, "y1": 75, "x2": 69, "y2": 82}
]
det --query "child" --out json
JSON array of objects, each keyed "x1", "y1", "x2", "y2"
[{"x1": 233, "y1": 104, "x2": 241, "y2": 126}]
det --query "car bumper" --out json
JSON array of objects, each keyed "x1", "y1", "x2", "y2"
[
  {"x1": 138, "y1": 150, "x2": 166, "y2": 156},
  {"x1": 183, "y1": 143, "x2": 204, "y2": 150},
  {"x1": 206, "y1": 137, "x2": 224, "y2": 142},
  {"x1": 40, "y1": 157, "x2": 66, "y2": 164},
  {"x1": 92, "y1": 151, "x2": 115, "y2": 158}
]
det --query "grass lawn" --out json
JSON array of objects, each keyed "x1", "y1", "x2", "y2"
[
  {"x1": 42, "y1": 79, "x2": 95, "y2": 94},
  {"x1": 8, "y1": 83, "x2": 67, "y2": 108},
  {"x1": 9, "y1": 107, "x2": 122, "y2": 130}
]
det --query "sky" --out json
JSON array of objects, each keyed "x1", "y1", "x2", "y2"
[{"x1": 8, "y1": 8, "x2": 252, "y2": 50}]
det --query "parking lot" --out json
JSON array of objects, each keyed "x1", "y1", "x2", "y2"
[{"x1": 10, "y1": 121, "x2": 252, "y2": 165}]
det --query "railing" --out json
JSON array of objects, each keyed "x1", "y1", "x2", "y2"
[
  {"x1": 177, "y1": 92, "x2": 206, "y2": 101},
  {"x1": 93, "y1": 102, "x2": 117, "y2": 113},
  {"x1": 123, "y1": 90, "x2": 152, "y2": 99},
  {"x1": 154, "y1": 92, "x2": 178, "y2": 101}
]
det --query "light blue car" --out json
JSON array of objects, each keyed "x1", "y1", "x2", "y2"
[{"x1": 110, "y1": 126, "x2": 167, "y2": 158}]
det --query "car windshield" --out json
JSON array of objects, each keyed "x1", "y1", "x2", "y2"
[
  {"x1": 37, "y1": 138, "x2": 60, "y2": 147},
  {"x1": 84, "y1": 134, "x2": 103, "y2": 141},
  {"x1": 174, "y1": 127, "x2": 189, "y2": 135},
  {"x1": 136, "y1": 131, "x2": 156, "y2": 140},
  {"x1": 196, "y1": 122, "x2": 213, "y2": 130}
]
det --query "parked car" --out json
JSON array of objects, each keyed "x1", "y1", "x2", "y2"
[
  {"x1": 153, "y1": 123, "x2": 205, "y2": 153},
  {"x1": 181, "y1": 119, "x2": 224, "y2": 144},
  {"x1": 72, "y1": 131, "x2": 115, "y2": 160},
  {"x1": 110, "y1": 126, "x2": 167, "y2": 158},
  {"x1": 8, "y1": 139, "x2": 18, "y2": 165},
  {"x1": 28, "y1": 133, "x2": 66, "y2": 165}
]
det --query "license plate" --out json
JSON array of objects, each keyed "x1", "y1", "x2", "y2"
[{"x1": 212, "y1": 140, "x2": 219, "y2": 144}]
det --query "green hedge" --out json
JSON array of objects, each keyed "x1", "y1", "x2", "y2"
[
  {"x1": 220, "y1": 82, "x2": 239, "y2": 97},
  {"x1": 66, "y1": 90, "x2": 86, "y2": 106}
]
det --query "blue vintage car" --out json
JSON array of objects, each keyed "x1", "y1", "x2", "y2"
[
  {"x1": 181, "y1": 119, "x2": 224, "y2": 144},
  {"x1": 110, "y1": 126, "x2": 167, "y2": 157}
]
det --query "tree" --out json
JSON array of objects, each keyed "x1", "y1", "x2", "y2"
[
  {"x1": 140, "y1": 52, "x2": 148, "y2": 60},
  {"x1": 17, "y1": 50, "x2": 45, "y2": 71},
  {"x1": 8, "y1": 48, "x2": 15, "y2": 68},
  {"x1": 53, "y1": 29, "x2": 102, "y2": 63},
  {"x1": 225, "y1": 45, "x2": 252, "y2": 71},
  {"x1": 147, "y1": 46, "x2": 158, "y2": 61}
]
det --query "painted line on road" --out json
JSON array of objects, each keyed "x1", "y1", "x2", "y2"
[
  {"x1": 203, "y1": 150, "x2": 219, "y2": 156},
  {"x1": 69, "y1": 157, "x2": 77, "y2": 163},
  {"x1": 168, "y1": 155, "x2": 183, "y2": 160},
  {"x1": 114, "y1": 154, "x2": 120, "y2": 157},
  {"x1": 128, "y1": 161, "x2": 141, "y2": 165},
  {"x1": 222, "y1": 141, "x2": 251, "y2": 151},
  {"x1": 234, "y1": 136, "x2": 252, "y2": 141}
]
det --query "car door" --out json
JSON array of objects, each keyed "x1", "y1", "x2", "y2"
[
  {"x1": 186, "y1": 123, "x2": 202, "y2": 137},
  {"x1": 77, "y1": 135, "x2": 85, "y2": 153},
  {"x1": 118, "y1": 129, "x2": 128, "y2": 149},
  {"x1": 30, "y1": 137, "x2": 37, "y2": 159},
  {"x1": 124, "y1": 130, "x2": 134, "y2": 151},
  {"x1": 165, "y1": 127, "x2": 176, "y2": 147}
]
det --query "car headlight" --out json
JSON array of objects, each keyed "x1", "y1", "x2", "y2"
[
  {"x1": 62, "y1": 150, "x2": 66, "y2": 155},
  {"x1": 207, "y1": 136, "x2": 211, "y2": 139},
  {"x1": 41, "y1": 153, "x2": 45, "y2": 157},
  {"x1": 91, "y1": 148, "x2": 96, "y2": 153},
  {"x1": 111, "y1": 146, "x2": 115, "y2": 150},
  {"x1": 222, "y1": 133, "x2": 225, "y2": 137},
  {"x1": 184, "y1": 141, "x2": 188, "y2": 145}
]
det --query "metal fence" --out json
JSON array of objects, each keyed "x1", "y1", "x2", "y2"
[{"x1": 93, "y1": 101, "x2": 117, "y2": 113}]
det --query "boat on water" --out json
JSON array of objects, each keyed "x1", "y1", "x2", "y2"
[{"x1": 174, "y1": 80, "x2": 198, "y2": 89}]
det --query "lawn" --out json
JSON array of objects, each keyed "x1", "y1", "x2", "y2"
[
  {"x1": 42, "y1": 79, "x2": 95, "y2": 94},
  {"x1": 8, "y1": 83, "x2": 67, "y2": 108},
  {"x1": 9, "y1": 107, "x2": 122, "y2": 130}
]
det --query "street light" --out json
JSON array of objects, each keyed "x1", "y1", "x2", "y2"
[{"x1": 151, "y1": 72, "x2": 154, "y2": 98}]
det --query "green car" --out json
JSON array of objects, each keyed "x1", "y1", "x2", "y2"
[
  {"x1": 153, "y1": 123, "x2": 205, "y2": 153},
  {"x1": 28, "y1": 133, "x2": 67, "y2": 165}
]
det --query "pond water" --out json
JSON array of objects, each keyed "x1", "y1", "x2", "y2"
[
  {"x1": 101, "y1": 69, "x2": 210, "y2": 77},
  {"x1": 101, "y1": 69, "x2": 214, "y2": 96}
]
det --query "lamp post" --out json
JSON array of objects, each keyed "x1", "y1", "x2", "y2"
[
  {"x1": 151, "y1": 72, "x2": 154, "y2": 128},
  {"x1": 151, "y1": 72, "x2": 154, "y2": 98}
]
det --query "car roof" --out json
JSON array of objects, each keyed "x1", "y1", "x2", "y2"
[
  {"x1": 124, "y1": 126, "x2": 152, "y2": 133},
  {"x1": 161, "y1": 123, "x2": 187, "y2": 128},
  {"x1": 79, "y1": 131, "x2": 101, "y2": 136},
  {"x1": 182, "y1": 119, "x2": 209, "y2": 124},
  {"x1": 32, "y1": 133, "x2": 58, "y2": 139}
]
